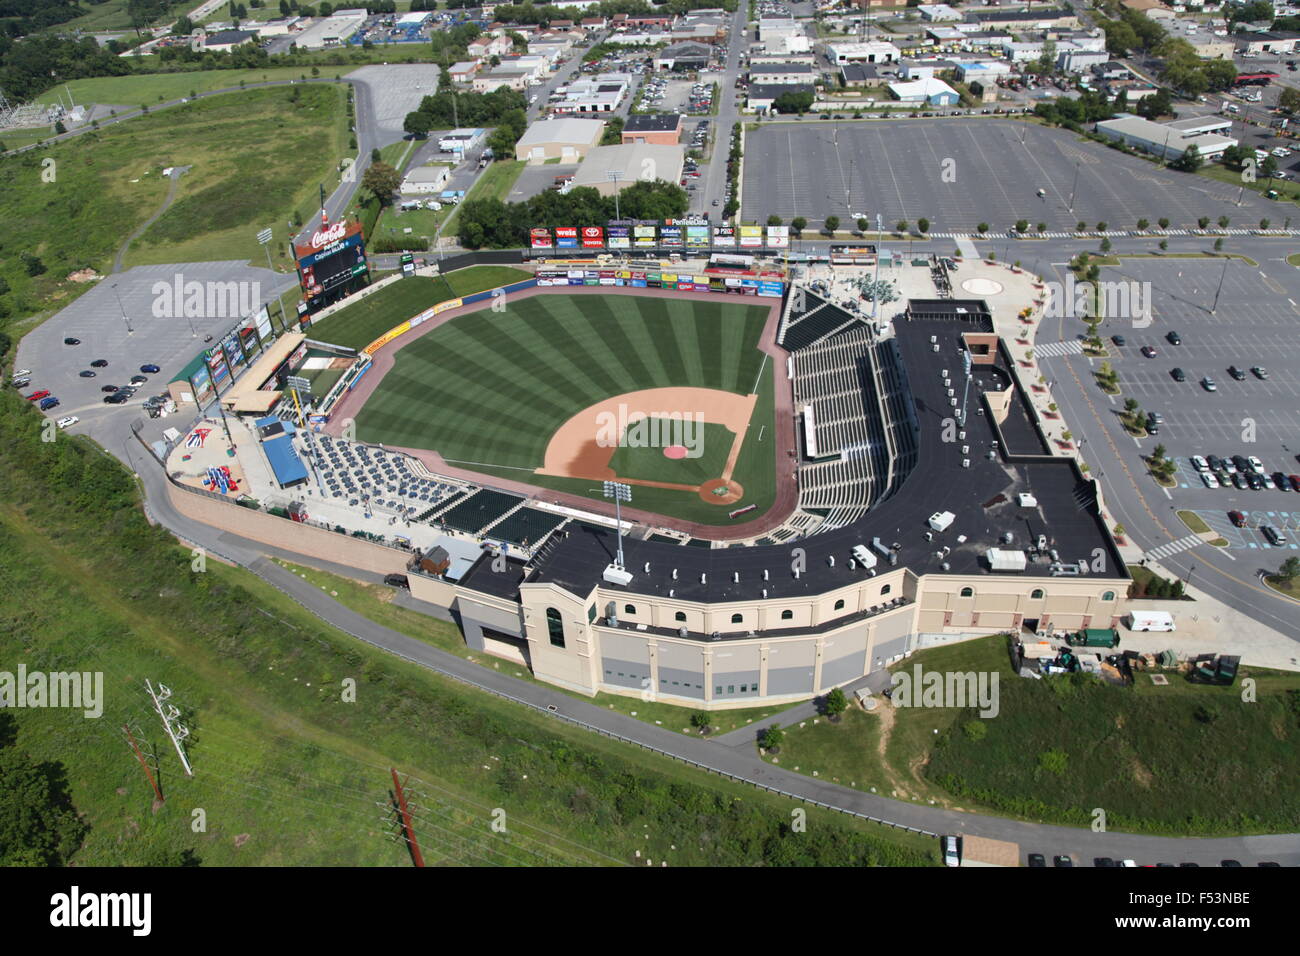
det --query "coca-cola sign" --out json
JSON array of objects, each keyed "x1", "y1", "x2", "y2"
[{"x1": 310, "y1": 221, "x2": 348, "y2": 248}]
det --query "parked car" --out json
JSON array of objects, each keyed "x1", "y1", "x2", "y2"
[
  {"x1": 101, "y1": 384, "x2": 120, "y2": 393},
  {"x1": 1166, "y1": 330, "x2": 1182, "y2": 345},
  {"x1": 63, "y1": 337, "x2": 80, "y2": 345},
  {"x1": 13, "y1": 368, "x2": 29, "y2": 376},
  {"x1": 1111, "y1": 334, "x2": 1126, "y2": 346},
  {"x1": 1262, "y1": 525, "x2": 1287, "y2": 546},
  {"x1": 26, "y1": 389, "x2": 50, "y2": 402},
  {"x1": 103, "y1": 392, "x2": 129, "y2": 405},
  {"x1": 1228, "y1": 365, "x2": 1246, "y2": 380},
  {"x1": 1232, "y1": 454, "x2": 1250, "y2": 472},
  {"x1": 1290, "y1": 475, "x2": 1300, "y2": 492},
  {"x1": 1201, "y1": 472, "x2": 1219, "y2": 488},
  {"x1": 1027, "y1": 853, "x2": 1046, "y2": 867},
  {"x1": 56, "y1": 416, "x2": 79, "y2": 429},
  {"x1": 1228, "y1": 510, "x2": 1246, "y2": 527},
  {"x1": 1141, "y1": 345, "x2": 1158, "y2": 358},
  {"x1": 129, "y1": 374, "x2": 148, "y2": 385},
  {"x1": 1207, "y1": 454, "x2": 1225, "y2": 472},
  {"x1": 383, "y1": 573, "x2": 410, "y2": 589},
  {"x1": 943, "y1": 835, "x2": 960, "y2": 867},
  {"x1": 1252, "y1": 366, "x2": 1268, "y2": 379},
  {"x1": 1053, "y1": 855, "x2": 1073, "y2": 867},
  {"x1": 79, "y1": 370, "x2": 96, "y2": 378},
  {"x1": 1273, "y1": 472, "x2": 1291, "y2": 492},
  {"x1": 12, "y1": 377, "x2": 30, "y2": 389},
  {"x1": 38, "y1": 396, "x2": 60, "y2": 410},
  {"x1": 90, "y1": 359, "x2": 108, "y2": 368},
  {"x1": 1202, "y1": 376, "x2": 1217, "y2": 391},
  {"x1": 1248, "y1": 455, "x2": 1265, "y2": 474},
  {"x1": 1170, "y1": 367, "x2": 1186, "y2": 382},
  {"x1": 1191, "y1": 455, "x2": 1209, "y2": 472},
  {"x1": 140, "y1": 364, "x2": 161, "y2": 374},
  {"x1": 1233, "y1": 472, "x2": 1249, "y2": 490},
  {"x1": 1094, "y1": 857, "x2": 1117, "y2": 867}
]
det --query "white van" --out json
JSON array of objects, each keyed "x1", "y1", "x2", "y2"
[{"x1": 1128, "y1": 610, "x2": 1175, "y2": 632}]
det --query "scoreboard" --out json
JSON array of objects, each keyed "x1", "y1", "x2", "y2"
[{"x1": 294, "y1": 220, "x2": 369, "y2": 299}]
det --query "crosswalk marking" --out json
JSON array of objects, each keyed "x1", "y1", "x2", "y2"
[
  {"x1": 1142, "y1": 533, "x2": 1203, "y2": 562},
  {"x1": 1032, "y1": 340, "x2": 1085, "y2": 358}
]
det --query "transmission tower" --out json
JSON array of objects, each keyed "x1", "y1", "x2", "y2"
[{"x1": 145, "y1": 679, "x2": 194, "y2": 777}]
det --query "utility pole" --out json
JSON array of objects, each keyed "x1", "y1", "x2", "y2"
[
  {"x1": 872, "y1": 214, "x2": 884, "y2": 320},
  {"x1": 1068, "y1": 161, "x2": 1080, "y2": 213},
  {"x1": 145, "y1": 680, "x2": 193, "y2": 777},
  {"x1": 1210, "y1": 255, "x2": 1229, "y2": 314},
  {"x1": 123, "y1": 724, "x2": 164, "y2": 803},
  {"x1": 390, "y1": 768, "x2": 425, "y2": 867}
]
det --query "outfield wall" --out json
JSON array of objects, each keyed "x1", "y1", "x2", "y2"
[{"x1": 361, "y1": 279, "x2": 539, "y2": 356}]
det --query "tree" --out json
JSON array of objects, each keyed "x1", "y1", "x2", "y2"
[
  {"x1": 824, "y1": 687, "x2": 848, "y2": 718},
  {"x1": 1278, "y1": 556, "x2": 1300, "y2": 582},
  {"x1": 1217, "y1": 215, "x2": 1230, "y2": 229},
  {"x1": 0, "y1": 721, "x2": 87, "y2": 866},
  {"x1": 759, "y1": 725, "x2": 785, "y2": 751},
  {"x1": 1260, "y1": 218, "x2": 1271, "y2": 230},
  {"x1": 1137, "y1": 218, "x2": 1149, "y2": 230},
  {"x1": 1198, "y1": 216, "x2": 1210, "y2": 230},
  {"x1": 896, "y1": 220, "x2": 907, "y2": 233},
  {"x1": 1279, "y1": 87, "x2": 1300, "y2": 116},
  {"x1": 917, "y1": 217, "x2": 930, "y2": 233},
  {"x1": 361, "y1": 162, "x2": 402, "y2": 206},
  {"x1": 403, "y1": 111, "x2": 432, "y2": 138},
  {"x1": 690, "y1": 712, "x2": 712, "y2": 732},
  {"x1": 773, "y1": 89, "x2": 815, "y2": 114},
  {"x1": 1158, "y1": 217, "x2": 1169, "y2": 229},
  {"x1": 1172, "y1": 144, "x2": 1203, "y2": 173},
  {"x1": 824, "y1": 215, "x2": 840, "y2": 235},
  {"x1": 172, "y1": 15, "x2": 194, "y2": 34},
  {"x1": 790, "y1": 216, "x2": 807, "y2": 236},
  {"x1": 857, "y1": 216, "x2": 869, "y2": 232},
  {"x1": 977, "y1": 222, "x2": 989, "y2": 233},
  {"x1": 1015, "y1": 219, "x2": 1028, "y2": 233},
  {"x1": 767, "y1": 214, "x2": 783, "y2": 227}
]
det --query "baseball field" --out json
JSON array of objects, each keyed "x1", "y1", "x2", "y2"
[{"x1": 351, "y1": 291, "x2": 780, "y2": 526}]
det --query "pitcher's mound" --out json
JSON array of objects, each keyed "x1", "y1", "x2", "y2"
[
  {"x1": 664, "y1": 445, "x2": 688, "y2": 459},
  {"x1": 699, "y1": 478, "x2": 743, "y2": 504}
]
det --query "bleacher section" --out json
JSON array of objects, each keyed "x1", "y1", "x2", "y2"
[
  {"x1": 784, "y1": 295, "x2": 919, "y2": 532},
  {"x1": 778, "y1": 294, "x2": 864, "y2": 352},
  {"x1": 486, "y1": 507, "x2": 567, "y2": 548},
  {"x1": 435, "y1": 489, "x2": 524, "y2": 535}
]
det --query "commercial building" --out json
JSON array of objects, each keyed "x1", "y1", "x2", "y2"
[
  {"x1": 1237, "y1": 31, "x2": 1300, "y2": 55},
  {"x1": 1094, "y1": 114, "x2": 1238, "y2": 161},
  {"x1": 201, "y1": 29, "x2": 257, "y2": 52},
  {"x1": 515, "y1": 117, "x2": 607, "y2": 162},
  {"x1": 917, "y1": 3, "x2": 962, "y2": 21},
  {"x1": 550, "y1": 74, "x2": 632, "y2": 113},
  {"x1": 400, "y1": 164, "x2": 452, "y2": 194},
  {"x1": 449, "y1": 60, "x2": 479, "y2": 84},
  {"x1": 823, "y1": 40, "x2": 902, "y2": 64},
  {"x1": 748, "y1": 82, "x2": 816, "y2": 111},
  {"x1": 654, "y1": 41, "x2": 714, "y2": 71},
  {"x1": 749, "y1": 62, "x2": 817, "y2": 85},
  {"x1": 293, "y1": 9, "x2": 367, "y2": 49},
  {"x1": 889, "y1": 77, "x2": 960, "y2": 105},
  {"x1": 841, "y1": 63, "x2": 891, "y2": 88},
  {"x1": 438, "y1": 128, "x2": 487, "y2": 155},
  {"x1": 570, "y1": 143, "x2": 685, "y2": 194},
  {"x1": 473, "y1": 69, "x2": 532, "y2": 93},
  {"x1": 621, "y1": 113, "x2": 683, "y2": 146}
]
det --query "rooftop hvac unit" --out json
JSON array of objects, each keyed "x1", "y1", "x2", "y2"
[
  {"x1": 929, "y1": 511, "x2": 956, "y2": 532},
  {"x1": 763, "y1": 568, "x2": 769, "y2": 580},
  {"x1": 827, "y1": 555, "x2": 836, "y2": 567},
  {"x1": 852, "y1": 544, "x2": 878, "y2": 569},
  {"x1": 961, "y1": 445, "x2": 969, "y2": 455},
  {"x1": 1003, "y1": 531, "x2": 1014, "y2": 544},
  {"x1": 761, "y1": 588, "x2": 768, "y2": 599},
  {"x1": 700, "y1": 573, "x2": 707, "y2": 584},
  {"x1": 942, "y1": 369, "x2": 949, "y2": 377},
  {"x1": 931, "y1": 335, "x2": 938, "y2": 343},
  {"x1": 933, "y1": 343, "x2": 940, "y2": 352},
  {"x1": 941, "y1": 562, "x2": 950, "y2": 571},
  {"x1": 672, "y1": 568, "x2": 678, "y2": 580},
  {"x1": 872, "y1": 537, "x2": 891, "y2": 557},
  {"x1": 669, "y1": 589, "x2": 675, "y2": 597},
  {"x1": 678, "y1": 626, "x2": 688, "y2": 637},
  {"x1": 733, "y1": 571, "x2": 740, "y2": 582},
  {"x1": 1037, "y1": 534, "x2": 1048, "y2": 551},
  {"x1": 606, "y1": 601, "x2": 618, "y2": 625},
  {"x1": 947, "y1": 388, "x2": 955, "y2": 398},
  {"x1": 944, "y1": 378, "x2": 951, "y2": 387},
  {"x1": 986, "y1": 548, "x2": 1028, "y2": 572},
  {"x1": 951, "y1": 397, "x2": 958, "y2": 406},
  {"x1": 1018, "y1": 493, "x2": 1038, "y2": 508},
  {"x1": 959, "y1": 431, "x2": 966, "y2": 440},
  {"x1": 644, "y1": 562, "x2": 651, "y2": 572},
  {"x1": 962, "y1": 458, "x2": 970, "y2": 467}
]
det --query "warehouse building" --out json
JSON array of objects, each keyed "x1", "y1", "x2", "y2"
[
  {"x1": 570, "y1": 143, "x2": 685, "y2": 194},
  {"x1": 515, "y1": 117, "x2": 607, "y2": 163},
  {"x1": 1094, "y1": 114, "x2": 1238, "y2": 161}
]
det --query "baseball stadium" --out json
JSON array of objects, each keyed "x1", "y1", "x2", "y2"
[{"x1": 134, "y1": 234, "x2": 1127, "y2": 711}]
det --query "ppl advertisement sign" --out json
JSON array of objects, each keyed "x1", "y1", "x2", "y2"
[
  {"x1": 685, "y1": 225, "x2": 710, "y2": 247},
  {"x1": 712, "y1": 226, "x2": 736, "y2": 247},
  {"x1": 530, "y1": 227, "x2": 553, "y2": 249},
  {"x1": 738, "y1": 226, "x2": 763, "y2": 248},
  {"x1": 758, "y1": 280, "x2": 785, "y2": 297},
  {"x1": 554, "y1": 226, "x2": 579, "y2": 249},
  {"x1": 766, "y1": 225, "x2": 790, "y2": 248},
  {"x1": 660, "y1": 225, "x2": 683, "y2": 247},
  {"x1": 607, "y1": 224, "x2": 631, "y2": 249},
  {"x1": 581, "y1": 226, "x2": 604, "y2": 248}
]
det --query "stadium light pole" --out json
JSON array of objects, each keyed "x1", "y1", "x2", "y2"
[
  {"x1": 110, "y1": 282, "x2": 134, "y2": 335},
  {"x1": 603, "y1": 480, "x2": 631, "y2": 570},
  {"x1": 607, "y1": 170, "x2": 623, "y2": 221}
]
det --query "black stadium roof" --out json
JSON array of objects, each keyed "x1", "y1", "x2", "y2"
[{"x1": 469, "y1": 297, "x2": 1125, "y2": 606}]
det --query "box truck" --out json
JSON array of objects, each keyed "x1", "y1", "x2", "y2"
[{"x1": 1127, "y1": 610, "x2": 1175, "y2": 632}]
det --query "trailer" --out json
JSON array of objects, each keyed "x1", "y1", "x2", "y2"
[{"x1": 1065, "y1": 627, "x2": 1120, "y2": 649}]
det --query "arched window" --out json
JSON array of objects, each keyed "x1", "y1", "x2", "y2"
[
  {"x1": 624, "y1": 604, "x2": 636, "y2": 615},
  {"x1": 834, "y1": 599, "x2": 845, "y2": 611},
  {"x1": 730, "y1": 613, "x2": 743, "y2": 624},
  {"x1": 960, "y1": 586, "x2": 974, "y2": 598},
  {"x1": 545, "y1": 607, "x2": 565, "y2": 648},
  {"x1": 881, "y1": 584, "x2": 892, "y2": 596},
  {"x1": 674, "y1": 611, "x2": 686, "y2": 623},
  {"x1": 781, "y1": 609, "x2": 793, "y2": 620},
  {"x1": 1102, "y1": 591, "x2": 1116, "y2": 602},
  {"x1": 1031, "y1": 588, "x2": 1044, "y2": 600}
]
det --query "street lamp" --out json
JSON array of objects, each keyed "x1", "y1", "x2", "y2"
[
  {"x1": 110, "y1": 282, "x2": 133, "y2": 335},
  {"x1": 607, "y1": 169, "x2": 623, "y2": 220}
]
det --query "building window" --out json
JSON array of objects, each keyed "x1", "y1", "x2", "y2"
[
  {"x1": 834, "y1": 599, "x2": 845, "y2": 611},
  {"x1": 1031, "y1": 589, "x2": 1044, "y2": 600},
  {"x1": 781, "y1": 609, "x2": 793, "y2": 620},
  {"x1": 715, "y1": 686, "x2": 722, "y2": 695},
  {"x1": 624, "y1": 603, "x2": 636, "y2": 615},
  {"x1": 731, "y1": 613, "x2": 743, "y2": 624},
  {"x1": 675, "y1": 611, "x2": 686, "y2": 623},
  {"x1": 587, "y1": 604, "x2": 596, "y2": 622},
  {"x1": 1102, "y1": 591, "x2": 1116, "y2": 602},
  {"x1": 959, "y1": 586, "x2": 974, "y2": 598},
  {"x1": 881, "y1": 584, "x2": 892, "y2": 596},
  {"x1": 545, "y1": 607, "x2": 565, "y2": 648},
  {"x1": 727, "y1": 685, "x2": 734, "y2": 694}
]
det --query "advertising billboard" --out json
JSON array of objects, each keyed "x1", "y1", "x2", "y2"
[
  {"x1": 660, "y1": 224, "x2": 683, "y2": 247},
  {"x1": 207, "y1": 347, "x2": 231, "y2": 390},
  {"x1": 685, "y1": 224, "x2": 710, "y2": 248},
  {"x1": 633, "y1": 222, "x2": 657, "y2": 248},
  {"x1": 189, "y1": 364, "x2": 214, "y2": 407},
  {"x1": 530, "y1": 227, "x2": 553, "y2": 249},
  {"x1": 221, "y1": 333, "x2": 247, "y2": 376},
  {"x1": 255, "y1": 305, "x2": 273, "y2": 344},
  {"x1": 294, "y1": 221, "x2": 368, "y2": 298},
  {"x1": 713, "y1": 226, "x2": 736, "y2": 247},
  {"x1": 554, "y1": 226, "x2": 579, "y2": 249},
  {"x1": 581, "y1": 226, "x2": 604, "y2": 249},
  {"x1": 606, "y1": 221, "x2": 631, "y2": 249},
  {"x1": 766, "y1": 225, "x2": 789, "y2": 248},
  {"x1": 738, "y1": 226, "x2": 763, "y2": 248}
]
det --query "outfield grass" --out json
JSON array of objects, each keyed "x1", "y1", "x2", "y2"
[
  {"x1": 305, "y1": 266, "x2": 533, "y2": 351},
  {"x1": 32, "y1": 68, "x2": 356, "y2": 108},
  {"x1": 0, "y1": 388, "x2": 934, "y2": 867},
  {"x1": 767, "y1": 635, "x2": 1300, "y2": 835},
  {"x1": 355, "y1": 294, "x2": 779, "y2": 525}
]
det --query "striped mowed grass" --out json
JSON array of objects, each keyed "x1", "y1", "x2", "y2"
[{"x1": 355, "y1": 293, "x2": 774, "y2": 518}]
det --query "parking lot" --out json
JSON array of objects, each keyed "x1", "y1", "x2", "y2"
[
  {"x1": 636, "y1": 75, "x2": 715, "y2": 115},
  {"x1": 742, "y1": 118, "x2": 1283, "y2": 231},
  {"x1": 1063, "y1": 257, "x2": 1300, "y2": 551}
]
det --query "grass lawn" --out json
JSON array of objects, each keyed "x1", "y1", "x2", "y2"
[
  {"x1": 0, "y1": 391, "x2": 933, "y2": 867},
  {"x1": 1177, "y1": 509, "x2": 1211, "y2": 534},
  {"x1": 608, "y1": 421, "x2": 735, "y2": 484},
  {"x1": 33, "y1": 68, "x2": 356, "y2": 109},
  {"x1": 50, "y1": 0, "x2": 190, "y2": 33},
  {"x1": 766, "y1": 635, "x2": 1300, "y2": 835},
  {"x1": 1263, "y1": 575, "x2": 1299, "y2": 598},
  {"x1": 273, "y1": 558, "x2": 790, "y2": 735},
  {"x1": 305, "y1": 266, "x2": 533, "y2": 351},
  {"x1": 443, "y1": 160, "x2": 526, "y2": 237},
  {"x1": 1197, "y1": 164, "x2": 1300, "y2": 206},
  {"x1": 355, "y1": 294, "x2": 779, "y2": 525}
]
